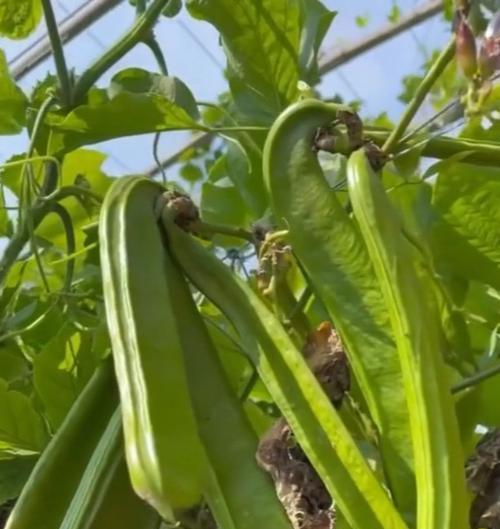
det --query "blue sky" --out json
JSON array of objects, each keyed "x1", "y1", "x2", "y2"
[{"x1": 0, "y1": 0, "x2": 449, "y2": 176}]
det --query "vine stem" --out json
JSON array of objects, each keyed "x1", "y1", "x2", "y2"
[
  {"x1": 196, "y1": 221, "x2": 254, "y2": 244},
  {"x1": 451, "y1": 363, "x2": 500, "y2": 394},
  {"x1": 72, "y1": 0, "x2": 170, "y2": 103},
  {"x1": 144, "y1": 34, "x2": 168, "y2": 75},
  {"x1": 40, "y1": 0, "x2": 72, "y2": 107},
  {"x1": 366, "y1": 128, "x2": 500, "y2": 166},
  {"x1": 382, "y1": 38, "x2": 456, "y2": 154},
  {"x1": 0, "y1": 96, "x2": 61, "y2": 287}
]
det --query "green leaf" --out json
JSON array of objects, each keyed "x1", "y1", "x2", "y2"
[
  {"x1": 162, "y1": 0, "x2": 182, "y2": 17},
  {"x1": 0, "y1": 379, "x2": 48, "y2": 457},
  {"x1": 434, "y1": 162, "x2": 500, "y2": 272},
  {"x1": 180, "y1": 163, "x2": 203, "y2": 183},
  {"x1": 201, "y1": 176, "x2": 252, "y2": 247},
  {"x1": 0, "y1": 50, "x2": 28, "y2": 134},
  {"x1": 355, "y1": 15, "x2": 369, "y2": 27},
  {"x1": 225, "y1": 140, "x2": 267, "y2": 216},
  {"x1": 0, "y1": 343, "x2": 29, "y2": 384},
  {"x1": 399, "y1": 74, "x2": 422, "y2": 104},
  {"x1": 109, "y1": 69, "x2": 199, "y2": 120},
  {"x1": 187, "y1": 0, "x2": 303, "y2": 121},
  {"x1": 0, "y1": 0, "x2": 42, "y2": 39},
  {"x1": 298, "y1": 0, "x2": 336, "y2": 83},
  {"x1": 388, "y1": 4, "x2": 401, "y2": 23},
  {"x1": 0, "y1": 457, "x2": 37, "y2": 503},
  {"x1": 33, "y1": 326, "x2": 95, "y2": 431},
  {"x1": 0, "y1": 186, "x2": 10, "y2": 236},
  {"x1": 47, "y1": 72, "x2": 200, "y2": 153},
  {"x1": 128, "y1": 0, "x2": 183, "y2": 17}
]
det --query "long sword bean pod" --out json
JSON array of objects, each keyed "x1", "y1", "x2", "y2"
[
  {"x1": 5, "y1": 359, "x2": 117, "y2": 529},
  {"x1": 161, "y1": 216, "x2": 409, "y2": 529},
  {"x1": 262, "y1": 99, "x2": 415, "y2": 516},
  {"x1": 99, "y1": 176, "x2": 206, "y2": 519},
  {"x1": 60, "y1": 407, "x2": 161, "y2": 529},
  {"x1": 162, "y1": 249, "x2": 291, "y2": 529},
  {"x1": 346, "y1": 148, "x2": 469, "y2": 529}
]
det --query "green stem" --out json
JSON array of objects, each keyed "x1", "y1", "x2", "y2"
[
  {"x1": 366, "y1": 128, "x2": 500, "y2": 167},
  {"x1": 72, "y1": 0, "x2": 170, "y2": 104},
  {"x1": 451, "y1": 363, "x2": 500, "y2": 394},
  {"x1": 196, "y1": 221, "x2": 254, "y2": 244},
  {"x1": 0, "y1": 98, "x2": 60, "y2": 287},
  {"x1": 382, "y1": 38, "x2": 456, "y2": 154},
  {"x1": 0, "y1": 163, "x2": 58, "y2": 287},
  {"x1": 288, "y1": 285, "x2": 313, "y2": 323},
  {"x1": 40, "y1": 0, "x2": 72, "y2": 107},
  {"x1": 144, "y1": 34, "x2": 168, "y2": 75},
  {"x1": 41, "y1": 185, "x2": 102, "y2": 204}
]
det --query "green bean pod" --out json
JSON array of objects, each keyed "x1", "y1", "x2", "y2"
[
  {"x1": 5, "y1": 359, "x2": 117, "y2": 529},
  {"x1": 99, "y1": 176, "x2": 206, "y2": 518},
  {"x1": 346, "y1": 148, "x2": 469, "y2": 529},
  {"x1": 262, "y1": 99, "x2": 415, "y2": 516},
  {"x1": 60, "y1": 407, "x2": 161, "y2": 529},
  {"x1": 161, "y1": 218, "x2": 408, "y2": 529},
  {"x1": 161, "y1": 245, "x2": 291, "y2": 529}
]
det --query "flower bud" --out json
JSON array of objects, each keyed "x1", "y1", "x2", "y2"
[{"x1": 455, "y1": 16, "x2": 477, "y2": 80}]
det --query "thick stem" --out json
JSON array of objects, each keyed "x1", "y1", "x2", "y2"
[
  {"x1": 382, "y1": 38, "x2": 456, "y2": 154},
  {"x1": 72, "y1": 0, "x2": 170, "y2": 103},
  {"x1": 367, "y1": 128, "x2": 500, "y2": 167},
  {"x1": 40, "y1": 0, "x2": 72, "y2": 107}
]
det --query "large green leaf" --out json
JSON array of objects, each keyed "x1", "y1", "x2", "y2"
[
  {"x1": 187, "y1": 0, "x2": 326, "y2": 121},
  {"x1": 225, "y1": 140, "x2": 267, "y2": 216},
  {"x1": 434, "y1": 163, "x2": 500, "y2": 272},
  {"x1": 46, "y1": 70, "x2": 200, "y2": 153},
  {"x1": 201, "y1": 158, "x2": 253, "y2": 246},
  {"x1": 298, "y1": 0, "x2": 336, "y2": 83},
  {"x1": 0, "y1": 50, "x2": 28, "y2": 134},
  {"x1": 0, "y1": 0, "x2": 42, "y2": 39},
  {"x1": 0, "y1": 380, "x2": 48, "y2": 458}
]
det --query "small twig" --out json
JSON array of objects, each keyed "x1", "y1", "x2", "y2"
[
  {"x1": 144, "y1": 33, "x2": 168, "y2": 75},
  {"x1": 48, "y1": 203, "x2": 76, "y2": 293},
  {"x1": 451, "y1": 363, "x2": 500, "y2": 394},
  {"x1": 239, "y1": 369, "x2": 259, "y2": 402},
  {"x1": 382, "y1": 38, "x2": 456, "y2": 154},
  {"x1": 40, "y1": 0, "x2": 72, "y2": 106},
  {"x1": 287, "y1": 285, "x2": 313, "y2": 323}
]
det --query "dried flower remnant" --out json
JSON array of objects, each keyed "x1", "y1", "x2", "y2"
[{"x1": 466, "y1": 429, "x2": 500, "y2": 529}]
